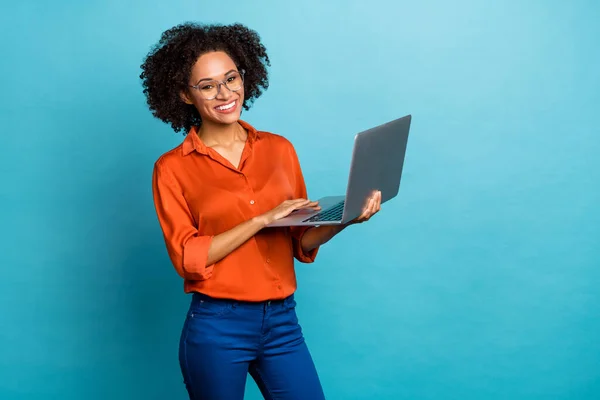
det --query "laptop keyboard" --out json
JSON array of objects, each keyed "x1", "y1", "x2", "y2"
[{"x1": 303, "y1": 200, "x2": 345, "y2": 223}]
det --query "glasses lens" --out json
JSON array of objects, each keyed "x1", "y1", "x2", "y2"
[
  {"x1": 225, "y1": 72, "x2": 243, "y2": 91},
  {"x1": 198, "y1": 81, "x2": 219, "y2": 100}
]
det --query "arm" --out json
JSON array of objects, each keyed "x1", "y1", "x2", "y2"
[
  {"x1": 300, "y1": 225, "x2": 348, "y2": 253},
  {"x1": 287, "y1": 142, "x2": 340, "y2": 262},
  {"x1": 153, "y1": 162, "x2": 266, "y2": 280},
  {"x1": 206, "y1": 203, "x2": 317, "y2": 265},
  {"x1": 300, "y1": 190, "x2": 384, "y2": 252},
  {"x1": 153, "y1": 161, "x2": 315, "y2": 279},
  {"x1": 206, "y1": 218, "x2": 266, "y2": 266}
]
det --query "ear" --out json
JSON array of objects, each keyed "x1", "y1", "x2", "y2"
[{"x1": 179, "y1": 90, "x2": 193, "y2": 105}]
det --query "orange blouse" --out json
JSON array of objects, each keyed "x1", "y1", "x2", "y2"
[{"x1": 152, "y1": 120, "x2": 319, "y2": 302}]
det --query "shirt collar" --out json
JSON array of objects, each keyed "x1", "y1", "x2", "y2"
[{"x1": 182, "y1": 120, "x2": 260, "y2": 156}]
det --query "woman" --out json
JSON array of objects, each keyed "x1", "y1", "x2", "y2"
[{"x1": 140, "y1": 22, "x2": 381, "y2": 400}]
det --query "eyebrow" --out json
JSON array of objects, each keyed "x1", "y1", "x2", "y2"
[{"x1": 194, "y1": 69, "x2": 237, "y2": 85}]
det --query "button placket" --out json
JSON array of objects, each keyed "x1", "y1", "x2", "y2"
[{"x1": 240, "y1": 172, "x2": 257, "y2": 207}]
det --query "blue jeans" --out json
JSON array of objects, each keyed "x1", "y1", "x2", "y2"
[{"x1": 179, "y1": 292, "x2": 326, "y2": 400}]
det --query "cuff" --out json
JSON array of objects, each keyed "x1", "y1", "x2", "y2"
[{"x1": 182, "y1": 235, "x2": 215, "y2": 280}]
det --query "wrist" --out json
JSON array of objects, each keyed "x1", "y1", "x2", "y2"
[
  {"x1": 252, "y1": 214, "x2": 270, "y2": 229},
  {"x1": 343, "y1": 220, "x2": 357, "y2": 228}
]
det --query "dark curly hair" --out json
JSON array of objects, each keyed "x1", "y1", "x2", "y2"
[{"x1": 140, "y1": 22, "x2": 270, "y2": 134}]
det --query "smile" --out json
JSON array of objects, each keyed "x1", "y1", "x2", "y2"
[{"x1": 214, "y1": 100, "x2": 237, "y2": 112}]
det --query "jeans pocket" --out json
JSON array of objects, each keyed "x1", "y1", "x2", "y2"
[
  {"x1": 283, "y1": 297, "x2": 299, "y2": 325},
  {"x1": 283, "y1": 296, "x2": 297, "y2": 311},
  {"x1": 190, "y1": 298, "x2": 235, "y2": 319}
]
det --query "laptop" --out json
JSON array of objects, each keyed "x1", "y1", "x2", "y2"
[{"x1": 266, "y1": 114, "x2": 412, "y2": 227}]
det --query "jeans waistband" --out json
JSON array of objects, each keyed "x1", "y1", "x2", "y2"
[{"x1": 191, "y1": 291, "x2": 295, "y2": 309}]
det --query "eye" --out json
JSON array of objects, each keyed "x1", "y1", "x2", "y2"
[
  {"x1": 227, "y1": 76, "x2": 238, "y2": 83},
  {"x1": 200, "y1": 84, "x2": 214, "y2": 91}
]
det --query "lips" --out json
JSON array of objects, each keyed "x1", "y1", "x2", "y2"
[{"x1": 214, "y1": 100, "x2": 238, "y2": 114}]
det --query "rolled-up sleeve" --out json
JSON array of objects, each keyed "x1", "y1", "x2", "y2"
[
  {"x1": 288, "y1": 144, "x2": 319, "y2": 263},
  {"x1": 291, "y1": 225, "x2": 318, "y2": 263},
  {"x1": 152, "y1": 161, "x2": 214, "y2": 280}
]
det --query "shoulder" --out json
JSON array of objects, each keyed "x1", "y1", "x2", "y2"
[
  {"x1": 240, "y1": 119, "x2": 297, "y2": 151},
  {"x1": 255, "y1": 129, "x2": 298, "y2": 155},
  {"x1": 153, "y1": 142, "x2": 185, "y2": 173}
]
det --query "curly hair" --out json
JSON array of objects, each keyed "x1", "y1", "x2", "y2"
[{"x1": 140, "y1": 22, "x2": 270, "y2": 134}]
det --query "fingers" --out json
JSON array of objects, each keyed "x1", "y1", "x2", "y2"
[
  {"x1": 356, "y1": 190, "x2": 381, "y2": 222},
  {"x1": 368, "y1": 194, "x2": 377, "y2": 215},
  {"x1": 372, "y1": 191, "x2": 381, "y2": 213},
  {"x1": 358, "y1": 196, "x2": 375, "y2": 221},
  {"x1": 371, "y1": 191, "x2": 381, "y2": 214},
  {"x1": 269, "y1": 198, "x2": 321, "y2": 222},
  {"x1": 286, "y1": 198, "x2": 320, "y2": 213},
  {"x1": 286, "y1": 198, "x2": 310, "y2": 209},
  {"x1": 290, "y1": 198, "x2": 318, "y2": 206},
  {"x1": 290, "y1": 198, "x2": 310, "y2": 205},
  {"x1": 299, "y1": 200, "x2": 320, "y2": 210}
]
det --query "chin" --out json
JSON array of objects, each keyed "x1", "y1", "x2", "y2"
[{"x1": 215, "y1": 112, "x2": 241, "y2": 125}]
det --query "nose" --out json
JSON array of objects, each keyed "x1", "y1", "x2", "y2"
[{"x1": 215, "y1": 82, "x2": 233, "y2": 100}]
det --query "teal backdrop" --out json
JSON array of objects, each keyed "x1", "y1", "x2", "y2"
[{"x1": 1, "y1": 0, "x2": 599, "y2": 399}]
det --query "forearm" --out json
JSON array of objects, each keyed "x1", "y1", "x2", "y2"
[
  {"x1": 206, "y1": 216, "x2": 266, "y2": 265},
  {"x1": 300, "y1": 224, "x2": 348, "y2": 253}
]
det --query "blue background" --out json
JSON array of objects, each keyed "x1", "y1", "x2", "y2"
[{"x1": 1, "y1": 0, "x2": 599, "y2": 399}]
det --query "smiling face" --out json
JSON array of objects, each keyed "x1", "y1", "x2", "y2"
[{"x1": 181, "y1": 51, "x2": 245, "y2": 126}]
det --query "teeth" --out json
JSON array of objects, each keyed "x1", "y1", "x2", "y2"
[{"x1": 217, "y1": 101, "x2": 235, "y2": 110}]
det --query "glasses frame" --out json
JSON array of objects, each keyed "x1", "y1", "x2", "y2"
[{"x1": 188, "y1": 69, "x2": 245, "y2": 100}]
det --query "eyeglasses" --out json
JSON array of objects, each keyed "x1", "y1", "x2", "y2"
[{"x1": 189, "y1": 70, "x2": 245, "y2": 100}]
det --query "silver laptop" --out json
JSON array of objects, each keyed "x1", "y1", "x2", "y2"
[{"x1": 266, "y1": 114, "x2": 412, "y2": 227}]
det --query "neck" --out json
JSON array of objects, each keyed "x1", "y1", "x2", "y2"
[{"x1": 198, "y1": 120, "x2": 245, "y2": 147}]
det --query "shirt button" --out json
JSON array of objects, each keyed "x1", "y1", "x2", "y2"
[
  {"x1": 277, "y1": 285, "x2": 282, "y2": 290},
  {"x1": 250, "y1": 200, "x2": 255, "y2": 205},
  {"x1": 266, "y1": 258, "x2": 270, "y2": 263}
]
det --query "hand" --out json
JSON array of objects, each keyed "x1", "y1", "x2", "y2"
[
  {"x1": 259, "y1": 198, "x2": 321, "y2": 226},
  {"x1": 349, "y1": 190, "x2": 381, "y2": 225}
]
